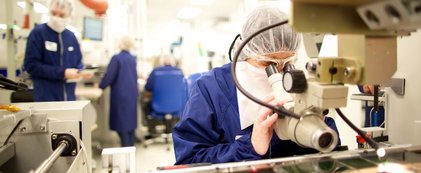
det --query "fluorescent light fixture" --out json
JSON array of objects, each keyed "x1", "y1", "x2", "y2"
[
  {"x1": 17, "y1": 1, "x2": 48, "y2": 14},
  {"x1": 17, "y1": 1, "x2": 25, "y2": 8},
  {"x1": 177, "y1": 7, "x2": 202, "y2": 19},
  {"x1": 190, "y1": 0, "x2": 215, "y2": 5},
  {"x1": 0, "y1": 24, "x2": 7, "y2": 30},
  {"x1": 34, "y1": 2, "x2": 48, "y2": 13}
]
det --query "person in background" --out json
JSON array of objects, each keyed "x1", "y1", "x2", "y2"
[
  {"x1": 144, "y1": 54, "x2": 183, "y2": 92},
  {"x1": 358, "y1": 85, "x2": 385, "y2": 127},
  {"x1": 24, "y1": 0, "x2": 89, "y2": 101},
  {"x1": 143, "y1": 54, "x2": 183, "y2": 136},
  {"x1": 172, "y1": 5, "x2": 340, "y2": 164},
  {"x1": 99, "y1": 36, "x2": 138, "y2": 147}
]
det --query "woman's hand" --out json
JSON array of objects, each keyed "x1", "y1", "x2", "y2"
[
  {"x1": 363, "y1": 85, "x2": 375, "y2": 95},
  {"x1": 64, "y1": 68, "x2": 80, "y2": 79},
  {"x1": 251, "y1": 95, "x2": 283, "y2": 156}
]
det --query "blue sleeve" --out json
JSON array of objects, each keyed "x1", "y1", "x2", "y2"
[
  {"x1": 74, "y1": 40, "x2": 83, "y2": 69},
  {"x1": 99, "y1": 56, "x2": 119, "y2": 89},
  {"x1": 24, "y1": 30, "x2": 65, "y2": 80},
  {"x1": 172, "y1": 84, "x2": 261, "y2": 164}
]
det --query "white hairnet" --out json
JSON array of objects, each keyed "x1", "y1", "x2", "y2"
[
  {"x1": 48, "y1": 0, "x2": 75, "y2": 17},
  {"x1": 238, "y1": 5, "x2": 301, "y2": 61},
  {"x1": 118, "y1": 36, "x2": 135, "y2": 51}
]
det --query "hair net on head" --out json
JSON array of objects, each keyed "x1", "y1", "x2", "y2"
[
  {"x1": 159, "y1": 54, "x2": 176, "y2": 66},
  {"x1": 48, "y1": 0, "x2": 75, "y2": 17},
  {"x1": 118, "y1": 36, "x2": 135, "y2": 52},
  {"x1": 238, "y1": 5, "x2": 301, "y2": 61}
]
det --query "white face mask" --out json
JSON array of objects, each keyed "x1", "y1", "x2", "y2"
[
  {"x1": 47, "y1": 16, "x2": 70, "y2": 33},
  {"x1": 236, "y1": 62, "x2": 272, "y2": 129},
  {"x1": 236, "y1": 62, "x2": 293, "y2": 131}
]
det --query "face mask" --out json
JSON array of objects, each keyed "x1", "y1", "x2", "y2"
[
  {"x1": 47, "y1": 16, "x2": 70, "y2": 33},
  {"x1": 236, "y1": 61, "x2": 293, "y2": 131}
]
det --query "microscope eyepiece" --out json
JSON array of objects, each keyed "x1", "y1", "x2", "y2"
[{"x1": 318, "y1": 132, "x2": 334, "y2": 149}]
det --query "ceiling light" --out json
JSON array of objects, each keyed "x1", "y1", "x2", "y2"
[
  {"x1": 17, "y1": 1, "x2": 25, "y2": 8},
  {"x1": 177, "y1": 7, "x2": 202, "y2": 19},
  {"x1": 34, "y1": 2, "x2": 48, "y2": 13},
  {"x1": 190, "y1": 0, "x2": 215, "y2": 5},
  {"x1": 17, "y1": 1, "x2": 48, "y2": 14}
]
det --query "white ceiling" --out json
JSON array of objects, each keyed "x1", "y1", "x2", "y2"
[
  {"x1": 145, "y1": 0, "x2": 245, "y2": 32},
  {"x1": 147, "y1": 0, "x2": 244, "y2": 24}
]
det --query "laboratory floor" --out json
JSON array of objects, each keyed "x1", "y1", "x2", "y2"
[{"x1": 92, "y1": 141, "x2": 176, "y2": 172}]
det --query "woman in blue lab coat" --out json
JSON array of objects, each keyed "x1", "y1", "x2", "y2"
[
  {"x1": 100, "y1": 36, "x2": 138, "y2": 147},
  {"x1": 172, "y1": 6, "x2": 340, "y2": 164},
  {"x1": 24, "y1": 0, "x2": 86, "y2": 101}
]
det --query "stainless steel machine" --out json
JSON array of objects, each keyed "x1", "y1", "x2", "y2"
[
  {"x1": 156, "y1": 145, "x2": 421, "y2": 172},
  {"x1": 0, "y1": 101, "x2": 95, "y2": 173}
]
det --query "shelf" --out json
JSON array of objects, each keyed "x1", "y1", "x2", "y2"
[
  {"x1": 351, "y1": 94, "x2": 386, "y2": 102},
  {"x1": 360, "y1": 127, "x2": 386, "y2": 132}
]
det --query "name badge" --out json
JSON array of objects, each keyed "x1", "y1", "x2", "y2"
[
  {"x1": 68, "y1": 46, "x2": 74, "y2": 52},
  {"x1": 45, "y1": 41, "x2": 57, "y2": 52}
]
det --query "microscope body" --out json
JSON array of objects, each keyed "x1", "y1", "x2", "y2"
[{"x1": 270, "y1": 0, "x2": 421, "y2": 152}]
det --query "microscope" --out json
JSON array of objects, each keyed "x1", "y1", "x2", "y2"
[
  {"x1": 233, "y1": 0, "x2": 421, "y2": 153},
  {"x1": 271, "y1": 0, "x2": 421, "y2": 153}
]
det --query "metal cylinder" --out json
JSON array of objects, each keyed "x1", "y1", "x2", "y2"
[
  {"x1": 286, "y1": 113, "x2": 338, "y2": 153},
  {"x1": 275, "y1": 109, "x2": 338, "y2": 153},
  {"x1": 33, "y1": 140, "x2": 68, "y2": 173}
]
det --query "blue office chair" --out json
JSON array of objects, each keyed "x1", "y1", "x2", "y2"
[{"x1": 144, "y1": 70, "x2": 185, "y2": 148}]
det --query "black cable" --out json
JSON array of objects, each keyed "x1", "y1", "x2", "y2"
[
  {"x1": 0, "y1": 75, "x2": 28, "y2": 91},
  {"x1": 231, "y1": 20, "x2": 300, "y2": 119},
  {"x1": 3, "y1": 119, "x2": 24, "y2": 146},
  {"x1": 335, "y1": 108, "x2": 379, "y2": 150},
  {"x1": 228, "y1": 34, "x2": 241, "y2": 62},
  {"x1": 373, "y1": 85, "x2": 379, "y2": 113}
]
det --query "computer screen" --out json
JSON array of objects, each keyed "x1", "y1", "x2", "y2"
[{"x1": 83, "y1": 17, "x2": 103, "y2": 41}]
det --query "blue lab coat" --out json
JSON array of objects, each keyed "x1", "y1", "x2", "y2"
[
  {"x1": 24, "y1": 23, "x2": 83, "y2": 101},
  {"x1": 100, "y1": 51, "x2": 138, "y2": 132},
  {"x1": 172, "y1": 63, "x2": 341, "y2": 164}
]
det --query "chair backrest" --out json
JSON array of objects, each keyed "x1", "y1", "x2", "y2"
[{"x1": 151, "y1": 70, "x2": 185, "y2": 116}]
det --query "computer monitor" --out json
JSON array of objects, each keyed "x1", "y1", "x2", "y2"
[{"x1": 83, "y1": 17, "x2": 103, "y2": 41}]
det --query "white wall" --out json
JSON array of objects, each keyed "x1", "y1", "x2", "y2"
[{"x1": 388, "y1": 30, "x2": 421, "y2": 146}]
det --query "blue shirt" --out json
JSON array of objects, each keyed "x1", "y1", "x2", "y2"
[
  {"x1": 24, "y1": 23, "x2": 83, "y2": 101},
  {"x1": 172, "y1": 63, "x2": 340, "y2": 164}
]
